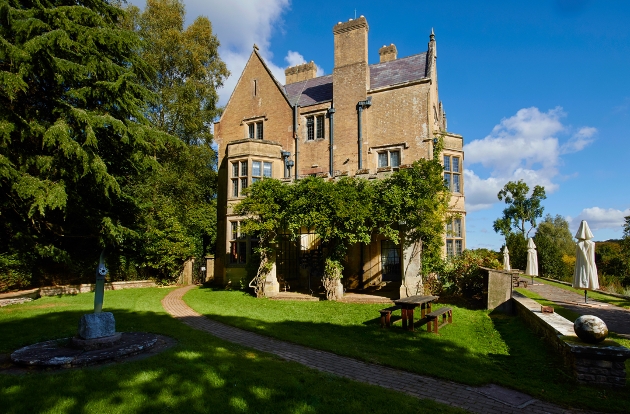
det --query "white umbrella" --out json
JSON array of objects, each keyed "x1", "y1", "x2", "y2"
[
  {"x1": 572, "y1": 220, "x2": 598, "y2": 303},
  {"x1": 503, "y1": 245, "x2": 511, "y2": 271},
  {"x1": 525, "y1": 237, "x2": 538, "y2": 284}
]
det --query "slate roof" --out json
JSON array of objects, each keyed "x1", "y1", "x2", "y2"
[{"x1": 284, "y1": 52, "x2": 428, "y2": 107}]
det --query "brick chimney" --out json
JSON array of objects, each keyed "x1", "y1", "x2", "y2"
[
  {"x1": 379, "y1": 44, "x2": 397, "y2": 63},
  {"x1": 332, "y1": 16, "x2": 369, "y2": 172},
  {"x1": 285, "y1": 61, "x2": 318, "y2": 85}
]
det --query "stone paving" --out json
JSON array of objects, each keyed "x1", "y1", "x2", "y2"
[
  {"x1": 162, "y1": 286, "x2": 598, "y2": 414},
  {"x1": 525, "y1": 282, "x2": 630, "y2": 338}
]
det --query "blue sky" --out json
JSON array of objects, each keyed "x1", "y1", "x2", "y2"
[{"x1": 129, "y1": 0, "x2": 630, "y2": 249}]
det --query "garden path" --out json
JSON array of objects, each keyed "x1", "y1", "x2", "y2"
[
  {"x1": 162, "y1": 286, "x2": 595, "y2": 414},
  {"x1": 525, "y1": 282, "x2": 630, "y2": 338}
]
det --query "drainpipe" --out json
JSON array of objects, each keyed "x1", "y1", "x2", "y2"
[
  {"x1": 293, "y1": 104, "x2": 299, "y2": 180},
  {"x1": 356, "y1": 97, "x2": 372, "y2": 170},
  {"x1": 328, "y1": 106, "x2": 335, "y2": 176}
]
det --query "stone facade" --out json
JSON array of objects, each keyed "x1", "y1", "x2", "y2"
[{"x1": 213, "y1": 17, "x2": 466, "y2": 297}]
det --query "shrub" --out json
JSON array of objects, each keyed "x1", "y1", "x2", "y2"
[{"x1": 440, "y1": 249, "x2": 502, "y2": 298}]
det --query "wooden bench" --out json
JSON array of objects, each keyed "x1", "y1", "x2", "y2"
[
  {"x1": 426, "y1": 307, "x2": 452, "y2": 334},
  {"x1": 512, "y1": 275, "x2": 528, "y2": 288},
  {"x1": 379, "y1": 305, "x2": 401, "y2": 328}
]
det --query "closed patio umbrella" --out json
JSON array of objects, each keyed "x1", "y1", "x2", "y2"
[
  {"x1": 572, "y1": 220, "x2": 598, "y2": 303},
  {"x1": 525, "y1": 238, "x2": 538, "y2": 284},
  {"x1": 503, "y1": 245, "x2": 511, "y2": 271}
]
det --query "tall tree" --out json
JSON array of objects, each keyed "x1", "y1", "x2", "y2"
[
  {"x1": 113, "y1": 0, "x2": 229, "y2": 280},
  {"x1": 533, "y1": 214, "x2": 575, "y2": 280},
  {"x1": 493, "y1": 180, "x2": 546, "y2": 238},
  {"x1": 0, "y1": 0, "x2": 176, "y2": 285},
  {"x1": 127, "y1": 0, "x2": 228, "y2": 145}
]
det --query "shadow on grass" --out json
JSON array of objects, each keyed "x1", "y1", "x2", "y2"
[
  {"x1": 0, "y1": 306, "x2": 463, "y2": 414},
  {"x1": 186, "y1": 288, "x2": 630, "y2": 413}
]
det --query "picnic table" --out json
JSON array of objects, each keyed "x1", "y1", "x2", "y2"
[{"x1": 393, "y1": 295, "x2": 439, "y2": 331}]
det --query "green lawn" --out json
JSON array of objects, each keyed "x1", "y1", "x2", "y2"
[
  {"x1": 534, "y1": 277, "x2": 630, "y2": 309},
  {"x1": 0, "y1": 288, "x2": 466, "y2": 414},
  {"x1": 185, "y1": 287, "x2": 630, "y2": 413}
]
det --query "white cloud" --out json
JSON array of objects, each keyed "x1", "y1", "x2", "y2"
[
  {"x1": 284, "y1": 51, "x2": 325, "y2": 76},
  {"x1": 568, "y1": 207, "x2": 630, "y2": 234},
  {"x1": 463, "y1": 107, "x2": 595, "y2": 211},
  {"x1": 561, "y1": 126, "x2": 597, "y2": 153}
]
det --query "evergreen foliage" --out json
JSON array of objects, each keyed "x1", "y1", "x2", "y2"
[
  {"x1": 115, "y1": 0, "x2": 228, "y2": 280},
  {"x1": 0, "y1": 0, "x2": 177, "y2": 286}
]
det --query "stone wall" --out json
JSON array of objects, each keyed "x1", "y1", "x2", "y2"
[
  {"x1": 513, "y1": 291, "x2": 630, "y2": 386},
  {"x1": 39, "y1": 280, "x2": 157, "y2": 296}
]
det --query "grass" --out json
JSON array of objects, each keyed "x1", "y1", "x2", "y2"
[
  {"x1": 534, "y1": 277, "x2": 630, "y2": 309},
  {"x1": 185, "y1": 287, "x2": 630, "y2": 413},
  {"x1": 0, "y1": 288, "x2": 466, "y2": 414}
]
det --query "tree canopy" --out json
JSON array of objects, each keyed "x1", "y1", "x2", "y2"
[
  {"x1": 0, "y1": 0, "x2": 177, "y2": 285},
  {"x1": 0, "y1": 0, "x2": 228, "y2": 287},
  {"x1": 533, "y1": 214, "x2": 575, "y2": 280},
  {"x1": 493, "y1": 180, "x2": 546, "y2": 239}
]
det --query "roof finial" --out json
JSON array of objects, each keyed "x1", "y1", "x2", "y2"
[
  {"x1": 253, "y1": 43, "x2": 259, "y2": 51},
  {"x1": 430, "y1": 28, "x2": 435, "y2": 41}
]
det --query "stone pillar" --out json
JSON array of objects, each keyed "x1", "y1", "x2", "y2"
[
  {"x1": 180, "y1": 258, "x2": 194, "y2": 285},
  {"x1": 263, "y1": 251, "x2": 280, "y2": 297},
  {"x1": 204, "y1": 256, "x2": 215, "y2": 283},
  {"x1": 399, "y1": 240, "x2": 423, "y2": 298}
]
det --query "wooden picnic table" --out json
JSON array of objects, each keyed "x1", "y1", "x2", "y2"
[{"x1": 393, "y1": 295, "x2": 439, "y2": 331}]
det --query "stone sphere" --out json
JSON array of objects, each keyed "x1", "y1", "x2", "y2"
[{"x1": 574, "y1": 315, "x2": 608, "y2": 344}]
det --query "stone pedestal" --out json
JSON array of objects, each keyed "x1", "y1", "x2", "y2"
[
  {"x1": 399, "y1": 240, "x2": 423, "y2": 298},
  {"x1": 263, "y1": 254, "x2": 280, "y2": 297},
  {"x1": 78, "y1": 312, "x2": 116, "y2": 339}
]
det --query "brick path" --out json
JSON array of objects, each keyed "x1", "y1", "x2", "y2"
[
  {"x1": 526, "y1": 282, "x2": 630, "y2": 338},
  {"x1": 162, "y1": 286, "x2": 595, "y2": 414}
]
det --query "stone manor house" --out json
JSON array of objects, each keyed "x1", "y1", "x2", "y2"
[{"x1": 213, "y1": 16, "x2": 466, "y2": 297}]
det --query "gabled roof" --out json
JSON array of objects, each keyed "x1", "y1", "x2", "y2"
[
  {"x1": 284, "y1": 52, "x2": 428, "y2": 107},
  {"x1": 369, "y1": 52, "x2": 427, "y2": 89}
]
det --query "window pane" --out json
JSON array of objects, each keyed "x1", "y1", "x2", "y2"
[
  {"x1": 252, "y1": 161, "x2": 261, "y2": 177},
  {"x1": 238, "y1": 241, "x2": 247, "y2": 263},
  {"x1": 446, "y1": 240, "x2": 454, "y2": 259},
  {"x1": 390, "y1": 150, "x2": 400, "y2": 167},
  {"x1": 263, "y1": 162, "x2": 272, "y2": 177},
  {"x1": 443, "y1": 155, "x2": 450, "y2": 171},
  {"x1": 232, "y1": 162, "x2": 238, "y2": 178},
  {"x1": 307, "y1": 117, "x2": 314, "y2": 140},
  {"x1": 252, "y1": 177, "x2": 260, "y2": 184},
  {"x1": 231, "y1": 179, "x2": 238, "y2": 197},
  {"x1": 444, "y1": 173, "x2": 451, "y2": 190},
  {"x1": 240, "y1": 160, "x2": 248, "y2": 176},
  {"x1": 453, "y1": 174, "x2": 460, "y2": 192},
  {"x1": 455, "y1": 240, "x2": 463, "y2": 256},
  {"x1": 230, "y1": 242, "x2": 237, "y2": 263},
  {"x1": 454, "y1": 219, "x2": 462, "y2": 237},
  {"x1": 452, "y1": 157, "x2": 460, "y2": 173},
  {"x1": 316, "y1": 115, "x2": 324, "y2": 139},
  {"x1": 378, "y1": 152, "x2": 388, "y2": 167},
  {"x1": 446, "y1": 221, "x2": 453, "y2": 235},
  {"x1": 240, "y1": 177, "x2": 247, "y2": 195},
  {"x1": 248, "y1": 124, "x2": 255, "y2": 139},
  {"x1": 231, "y1": 222, "x2": 238, "y2": 240},
  {"x1": 256, "y1": 122, "x2": 263, "y2": 139}
]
